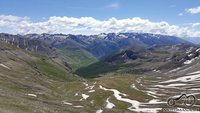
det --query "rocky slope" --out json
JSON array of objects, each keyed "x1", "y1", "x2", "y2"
[{"x1": 76, "y1": 44, "x2": 200, "y2": 78}]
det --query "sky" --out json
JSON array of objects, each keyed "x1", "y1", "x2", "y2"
[{"x1": 0, "y1": 0, "x2": 200, "y2": 37}]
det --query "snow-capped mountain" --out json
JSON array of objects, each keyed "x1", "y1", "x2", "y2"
[{"x1": 0, "y1": 32, "x2": 191, "y2": 59}]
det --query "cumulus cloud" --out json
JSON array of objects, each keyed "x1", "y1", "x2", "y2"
[
  {"x1": 0, "y1": 15, "x2": 200, "y2": 37},
  {"x1": 186, "y1": 6, "x2": 200, "y2": 14}
]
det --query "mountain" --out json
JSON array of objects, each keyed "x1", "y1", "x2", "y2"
[
  {"x1": 183, "y1": 37, "x2": 200, "y2": 44},
  {"x1": 1, "y1": 33, "x2": 200, "y2": 113},
  {"x1": 0, "y1": 32, "x2": 191, "y2": 62},
  {"x1": 84, "y1": 32, "x2": 191, "y2": 58},
  {"x1": 0, "y1": 41, "x2": 86, "y2": 113},
  {"x1": 76, "y1": 44, "x2": 200, "y2": 78}
]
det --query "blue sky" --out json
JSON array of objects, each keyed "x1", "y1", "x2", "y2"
[
  {"x1": 0, "y1": 0, "x2": 199, "y2": 23},
  {"x1": 0, "y1": 0, "x2": 200, "y2": 37}
]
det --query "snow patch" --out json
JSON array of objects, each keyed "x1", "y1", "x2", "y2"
[
  {"x1": 169, "y1": 67, "x2": 181, "y2": 73},
  {"x1": 131, "y1": 84, "x2": 139, "y2": 90},
  {"x1": 188, "y1": 71, "x2": 200, "y2": 75},
  {"x1": 196, "y1": 48, "x2": 200, "y2": 52},
  {"x1": 99, "y1": 85, "x2": 161, "y2": 113},
  {"x1": 73, "y1": 105, "x2": 83, "y2": 108},
  {"x1": 88, "y1": 90, "x2": 95, "y2": 93},
  {"x1": 74, "y1": 93, "x2": 78, "y2": 96},
  {"x1": 146, "y1": 91, "x2": 158, "y2": 98},
  {"x1": 106, "y1": 97, "x2": 115, "y2": 109},
  {"x1": 80, "y1": 94, "x2": 89, "y2": 101},
  {"x1": 63, "y1": 101, "x2": 73, "y2": 105},
  {"x1": 184, "y1": 57, "x2": 199, "y2": 65},
  {"x1": 153, "y1": 70, "x2": 160, "y2": 73},
  {"x1": 96, "y1": 109, "x2": 103, "y2": 113},
  {"x1": 83, "y1": 82, "x2": 89, "y2": 87},
  {"x1": 186, "y1": 47, "x2": 193, "y2": 53},
  {"x1": 26, "y1": 93, "x2": 37, "y2": 97},
  {"x1": 160, "y1": 73, "x2": 200, "y2": 83},
  {"x1": 0, "y1": 64, "x2": 10, "y2": 70},
  {"x1": 167, "y1": 83, "x2": 186, "y2": 87},
  {"x1": 85, "y1": 85, "x2": 95, "y2": 90}
]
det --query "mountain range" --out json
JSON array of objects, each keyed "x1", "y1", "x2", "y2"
[
  {"x1": 1, "y1": 32, "x2": 200, "y2": 113},
  {"x1": 0, "y1": 32, "x2": 191, "y2": 64}
]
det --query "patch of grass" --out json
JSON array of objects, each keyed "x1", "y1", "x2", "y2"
[
  {"x1": 57, "y1": 47, "x2": 98, "y2": 71},
  {"x1": 34, "y1": 61, "x2": 70, "y2": 81},
  {"x1": 75, "y1": 62, "x2": 121, "y2": 78}
]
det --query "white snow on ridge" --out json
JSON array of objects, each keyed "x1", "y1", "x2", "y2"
[
  {"x1": 88, "y1": 90, "x2": 95, "y2": 93},
  {"x1": 166, "y1": 83, "x2": 186, "y2": 87},
  {"x1": 96, "y1": 109, "x2": 103, "y2": 113},
  {"x1": 83, "y1": 82, "x2": 89, "y2": 87},
  {"x1": 153, "y1": 69, "x2": 160, "y2": 73},
  {"x1": 74, "y1": 93, "x2": 78, "y2": 96},
  {"x1": 63, "y1": 101, "x2": 73, "y2": 105},
  {"x1": 26, "y1": 93, "x2": 37, "y2": 97},
  {"x1": 131, "y1": 84, "x2": 139, "y2": 90},
  {"x1": 85, "y1": 85, "x2": 95, "y2": 90},
  {"x1": 80, "y1": 94, "x2": 89, "y2": 101},
  {"x1": 184, "y1": 59, "x2": 195, "y2": 64},
  {"x1": 106, "y1": 97, "x2": 115, "y2": 109},
  {"x1": 184, "y1": 57, "x2": 199, "y2": 65},
  {"x1": 186, "y1": 47, "x2": 193, "y2": 53},
  {"x1": 196, "y1": 48, "x2": 200, "y2": 52},
  {"x1": 99, "y1": 85, "x2": 161, "y2": 113},
  {"x1": 169, "y1": 67, "x2": 181, "y2": 73},
  {"x1": 160, "y1": 73, "x2": 200, "y2": 83},
  {"x1": 146, "y1": 91, "x2": 158, "y2": 98},
  {"x1": 0, "y1": 64, "x2": 10, "y2": 69},
  {"x1": 188, "y1": 71, "x2": 200, "y2": 75},
  {"x1": 73, "y1": 105, "x2": 83, "y2": 108}
]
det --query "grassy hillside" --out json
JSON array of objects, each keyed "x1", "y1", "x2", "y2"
[
  {"x1": 75, "y1": 45, "x2": 195, "y2": 78},
  {"x1": 57, "y1": 47, "x2": 98, "y2": 71},
  {"x1": 75, "y1": 62, "x2": 121, "y2": 78},
  {"x1": 0, "y1": 41, "x2": 83, "y2": 113}
]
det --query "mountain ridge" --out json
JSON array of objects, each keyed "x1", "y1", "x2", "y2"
[{"x1": 0, "y1": 32, "x2": 192, "y2": 71}]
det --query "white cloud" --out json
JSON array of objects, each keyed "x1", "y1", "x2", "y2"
[
  {"x1": 178, "y1": 13, "x2": 183, "y2": 16},
  {"x1": 107, "y1": 2, "x2": 120, "y2": 9},
  {"x1": 0, "y1": 15, "x2": 200, "y2": 37},
  {"x1": 186, "y1": 6, "x2": 200, "y2": 14},
  {"x1": 182, "y1": 23, "x2": 200, "y2": 28},
  {"x1": 192, "y1": 23, "x2": 200, "y2": 27}
]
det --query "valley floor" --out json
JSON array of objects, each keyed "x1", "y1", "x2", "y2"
[{"x1": 1, "y1": 72, "x2": 200, "y2": 113}]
